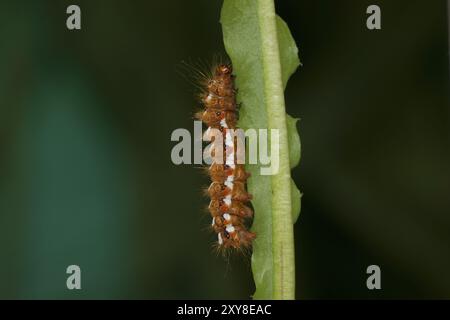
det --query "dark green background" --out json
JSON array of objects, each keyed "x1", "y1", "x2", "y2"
[{"x1": 0, "y1": 0, "x2": 449, "y2": 299}]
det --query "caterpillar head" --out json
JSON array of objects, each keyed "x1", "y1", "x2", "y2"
[{"x1": 216, "y1": 64, "x2": 232, "y2": 75}]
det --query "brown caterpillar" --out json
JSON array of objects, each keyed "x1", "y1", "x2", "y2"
[{"x1": 196, "y1": 63, "x2": 255, "y2": 250}]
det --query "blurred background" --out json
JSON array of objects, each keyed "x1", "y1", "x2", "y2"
[{"x1": 0, "y1": 0, "x2": 449, "y2": 299}]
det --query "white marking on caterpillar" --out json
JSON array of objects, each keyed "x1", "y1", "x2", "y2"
[
  {"x1": 223, "y1": 213, "x2": 231, "y2": 221},
  {"x1": 218, "y1": 232, "x2": 223, "y2": 245},
  {"x1": 220, "y1": 119, "x2": 228, "y2": 128},
  {"x1": 225, "y1": 224, "x2": 235, "y2": 233},
  {"x1": 205, "y1": 93, "x2": 214, "y2": 104},
  {"x1": 224, "y1": 180, "x2": 234, "y2": 190},
  {"x1": 226, "y1": 156, "x2": 235, "y2": 166},
  {"x1": 225, "y1": 148, "x2": 236, "y2": 168},
  {"x1": 225, "y1": 176, "x2": 234, "y2": 189},
  {"x1": 224, "y1": 195, "x2": 232, "y2": 206},
  {"x1": 225, "y1": 130, "x2": 234, "y2": 147}
]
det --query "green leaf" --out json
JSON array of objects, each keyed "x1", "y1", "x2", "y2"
[
  {"x1": 291, "y1": 178, "x2": 302, "y2": 223},
  {"x1": 276, "y1": 16, "x2": 301, "y2": 89},
  {"x1": 221, "y1": 0, "x2": 301, "y2": 299},
  {"x1": 287, "y1": 115, "x2": 301, "y2": 223},
  {"x1": 286, "y1": 114, "x2": 301, "y2": 169}
]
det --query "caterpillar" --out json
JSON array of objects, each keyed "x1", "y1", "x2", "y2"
[{"x1": 196, "y1": 63, "x2": 256, "y2": 251}]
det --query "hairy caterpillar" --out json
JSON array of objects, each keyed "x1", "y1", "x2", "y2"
[{"x1": 196, "y1": 63, "x2": 255, "y2": 251}]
